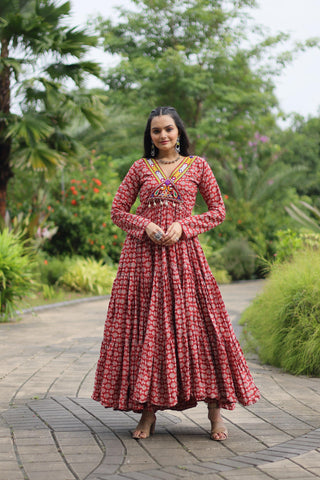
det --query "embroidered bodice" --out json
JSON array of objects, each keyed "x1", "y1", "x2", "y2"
[{"x1": 110, "y1": 155, "x2": 226, "y2": 241}]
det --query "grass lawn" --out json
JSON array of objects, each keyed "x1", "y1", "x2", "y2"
[{"x1": 18, "y1": 287, "x2": 102, "y2": 310}]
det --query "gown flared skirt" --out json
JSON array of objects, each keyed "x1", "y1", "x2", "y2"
[{"x1": 92, "y1": 235, "x2": 260, "y2": 412}]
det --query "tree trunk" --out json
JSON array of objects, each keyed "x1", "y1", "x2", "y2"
[{"x1": 0, "y1": 38, "x2": 13, "y2": 219}]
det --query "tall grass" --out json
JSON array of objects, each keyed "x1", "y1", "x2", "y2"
[{"x1": 240, "y1": 248, "x2": 320, "y2": 376}]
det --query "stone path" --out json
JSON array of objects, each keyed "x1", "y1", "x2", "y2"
[{"x1": 1, "y1": 281, "x2": 320, "y2": 480}]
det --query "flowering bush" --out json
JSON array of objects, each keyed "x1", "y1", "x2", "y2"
[{"x1": 43, "y1": 172, "x2": 125, "y2": 262}]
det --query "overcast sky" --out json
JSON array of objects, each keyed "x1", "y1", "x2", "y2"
[{"x1": 69, "y1": 0, "x2": 320, "y2": 119}]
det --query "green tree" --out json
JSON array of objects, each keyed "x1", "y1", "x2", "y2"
[
  {"x1": 276, "y1": 115, "x2": 320, "y2": 203},
  {"x1": 0, "y1": 0, "x2": 105, "y2": 218},
  {"x1": 205, "y1": 132, "x2": 306, "y2": 273},
  {"x1": 90, "y1": 0, "x2": 316, "y2": 173}
]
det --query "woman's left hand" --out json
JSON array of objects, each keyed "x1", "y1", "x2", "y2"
[{"x1": 162, "y1": 222, "x2": 183, "y2": 246}]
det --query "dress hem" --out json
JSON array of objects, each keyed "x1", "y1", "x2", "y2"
[{"x1": 91, "y1": 391, "x2": 260, "y2": 413}]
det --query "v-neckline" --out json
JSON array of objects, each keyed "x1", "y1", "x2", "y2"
[
  {"x1": 154, "y1": 157, "x2": 187, "y2": 180},
  {"x1": 143, "y1": 156, "x2": 196, "y2": 185}
]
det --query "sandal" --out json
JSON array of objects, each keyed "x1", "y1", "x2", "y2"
[
  {"x1": 132, "y1": 411, "x2": 156, "y2": 439},
  {"x1": 208, "y1": 403, "x2": 228, "y2": 441}
]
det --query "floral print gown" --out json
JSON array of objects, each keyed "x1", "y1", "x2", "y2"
[{"x1": 92, "y1": 156, "x2": 260, "y2": 412}]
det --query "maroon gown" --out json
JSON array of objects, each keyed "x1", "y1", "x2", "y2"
[{"x1": 92, "y1": 156, "x2": 260, "y2": 412}]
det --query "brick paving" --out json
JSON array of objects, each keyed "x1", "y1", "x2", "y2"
[{"x1": 1, "y1": 280, "x2": 320, "y2": 480}]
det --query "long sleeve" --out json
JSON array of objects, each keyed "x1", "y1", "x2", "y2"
[
  {"x1": 111, "y1": 162, "x2": 150, "y2": 240},
  {"x1": 179, "y1": 159, "x2": 226, "y2": 239}
]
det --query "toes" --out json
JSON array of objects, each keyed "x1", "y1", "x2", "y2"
[
  {"x1": 212, "y1": 431, "x2": 227, "y2": 441},
  {"x1": 132, "y1": 429, "x2": 147, "y2": 439}
]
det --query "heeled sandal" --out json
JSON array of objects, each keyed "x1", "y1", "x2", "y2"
[
  {"x1": 208, "y1": 403, "x2": 228, "y2": 441},
  {"x1": 132, "y1": 411, "x2": 156, "y2": 439}
]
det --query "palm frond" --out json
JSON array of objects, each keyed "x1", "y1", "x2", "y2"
[
  {"x1": 285, "y1": 202, "x2": 320, "y2": 233},
  {"x1": 45, "y1": 61, "x2": 101, "y2": 85},
  {"x1": 6, "y1": 112, "x2": 54, "y2": 144},
  {"x1": 251, "y1": 164, "x2": 307, "y2": 206},
  {"x1": 15, "y1": 143, "x2": 65, "y2": 173}
]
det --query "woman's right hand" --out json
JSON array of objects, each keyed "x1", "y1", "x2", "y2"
[{"x1": 145, "y1": 222, "x2": 165, "y2": 244}]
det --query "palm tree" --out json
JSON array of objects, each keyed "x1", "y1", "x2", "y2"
[{"x1": 0, "y1": 0, "x2": 104, "y2": 218}]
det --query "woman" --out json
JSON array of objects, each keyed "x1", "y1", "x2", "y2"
[{"x1": 92, "y1": 106, "x2": 260, "y2": 441}]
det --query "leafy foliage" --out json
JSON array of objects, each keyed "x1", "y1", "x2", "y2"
[
  {"x1": 88, "y1": 0, "x2": 290, "y2": 174},
  {"x1": 0, "y1": 229, "x2": 36, "y2": 320},
  {"x1": 273, "y1": 229, "x2": 320, "y2": 264},
  {"x1": 285, "y1": 200, "x2": 320, "y2": 233},
  {"x1": 32, "y1": 253, "x2": 74, "y2": 286},
  {"x1": 220, "y1": 238, "x2": 256, "y2": 280},
  {"x1": 276, "y1": 116, "x2": 320, "y2": 202},
  {"x1": 0, "y1": 0, "x2": 106, "y2": 217},
  {"x1": 58, "y1": 257, "x2": 117, "y2": 295},
  {"x1": 42, "y1": 157, "x2": 125, "y2": 262}
]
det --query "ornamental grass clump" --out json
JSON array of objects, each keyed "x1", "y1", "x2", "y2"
[
  {"x1": 0, "y1": 229, "x2": 36, "y2": 321},
  {"x1": 58, "y1": 257, "x2": 117, "y2": 295},
  {"x1": 240, "y1": 248, "x2": 320, "y2": 376}
]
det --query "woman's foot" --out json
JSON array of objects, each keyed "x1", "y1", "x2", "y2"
[
  {"x1": 132, "y1": 410, "x2": 156, "y2": 439},
  {"x1": 208, "y1": 402, "x2": 228, "y2": 441}
]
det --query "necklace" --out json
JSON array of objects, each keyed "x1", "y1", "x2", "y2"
[{"x1": 156, "y1": 155, "x2": 181, "y2": 165}]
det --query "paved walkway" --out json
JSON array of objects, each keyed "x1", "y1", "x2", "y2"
[{"x1": 1, "y1": 281, "x2": 320, "y2": 480}]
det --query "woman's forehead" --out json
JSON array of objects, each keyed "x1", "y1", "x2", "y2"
[{"x1": 151, "y1": 115, "x2": 176, "y2": 129}]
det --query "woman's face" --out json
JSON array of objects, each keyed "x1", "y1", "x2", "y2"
[{"x1": 150, "y1": 115, "x2": 179, "y2": 155}]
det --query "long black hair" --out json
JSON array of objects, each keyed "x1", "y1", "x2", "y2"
[{"x1": 143, "y1": 106, "x2": 190, "y2": 158}]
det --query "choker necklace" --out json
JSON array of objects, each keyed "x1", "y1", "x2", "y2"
[{"x1": 156, "y1": 155, "x2": 181, "y2": 165}]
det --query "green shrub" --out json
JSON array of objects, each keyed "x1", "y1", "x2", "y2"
[
  {"x1": 274, "y1": 229, "x2": 320, "y2": 264},
  {"x1": 220, "y1": 238, "x2": 256, "y2": 280},
  {"x1": 33, "y1": 254, "x2": 73, "y2": 286},
  {"x1": 211, "y1": 268, "x2": 232, "y2": 285},
  {"x1": 240, "y1": 249, "x2": 320, "y2": 376},
  {"x1": 199, "y1": 234, "x2": 231, "y2": 284},
  {"x1": 58, "y1": 257, "x2": 117, "y2": 295},
  {"x1": 0, "y1": 229, "x2": 36, "y2": 320}
]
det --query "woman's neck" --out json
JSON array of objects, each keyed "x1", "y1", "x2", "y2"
[{"x1": 157, "y1": 148, "x2": 178, "y2": 161}]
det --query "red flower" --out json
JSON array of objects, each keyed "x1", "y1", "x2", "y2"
[
  {"x1": 102, "y1": 222, "x2": 106, "y2": 227},
  {"x1": 82, "y1": 179, "x2": 87, "y2": 184},
  {"x1": 237, "y1": 219, "x2": 242, "y2": 224},
  {"x1": 81, "y1": 195, "x2": 85, "y2": 200},
  {"x1": 71, "y1": 190, "x2": 78, "y2": 195},
  {"x1": 71, "y1": 199, "x2": 77, "y2": 206},
  {"x1": 71, "y1": 179, "x2": 77, "y2": 184},
  {"x1": 101, "y1": 245, "x2": 105, "y2": 249},
  {"x1": 74, "y1": 213, "x2": 78, "y2": 217},
  {"x1": 44, "y1": 259, "x2": 48, "y2": 265},
  {"x1": 89, "y1": 240, "x2": 94, "y2": 245},
  {"x1": 93, "y1": 178, "x2": 102, "y2": 186},
  {"x1": 93, "y1": 187, "x2": 100, "y2": 193},
  {"x1": 113, "y1": 234, "x2": 118, "y2": 239},
  {"x1": 224, "y1": 194, "x2": 229, "y2": 200}
]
